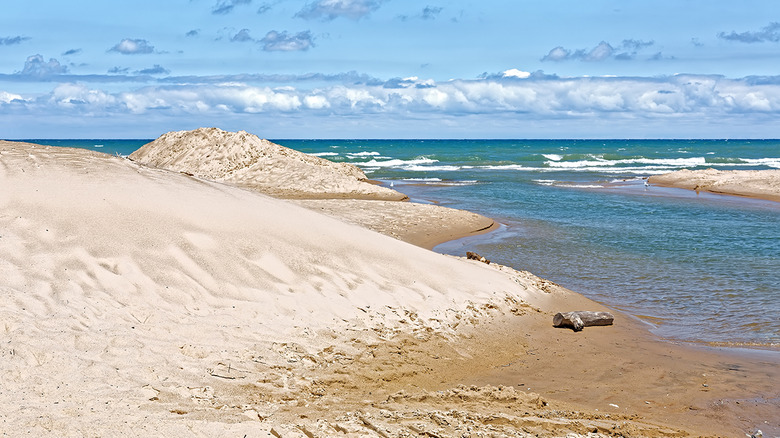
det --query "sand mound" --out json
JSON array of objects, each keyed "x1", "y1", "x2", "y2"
[
  {"x1": 4, "y1": 141, "x2": 758, "y2": 436},
  {"x1": 0, "y1": 141, "x2": 552, "y2": 435},
  {"x1": 649, "y1": 168, "x2": 780, "y2": 202},
  {"x1": 129, "y1": 127, "x2": 407, "y2": 200}
]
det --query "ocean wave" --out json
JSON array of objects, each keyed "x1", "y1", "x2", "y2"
[
  {"x1": 403, "y1": 165, "x2": 462, "y2": 172},
  {"x1": 556, "y1": 183, "x2": 606, "y2": 189},
  {"x1": 481, "y1": 164, "x2": 544, "y2": 171},
  {"x1": 546, "y1": 157, "x2": 708, "y2": 168},
  {"x1": 310, "y1": 152, "x2": 339, "y2": 157},
  {"x1": 542, "y1": 153, "x2": 563, "y2": 161},
  {"x1": 738, "y1": 157, "x2": 780, "y2": 168},
  {"x1": 401, "y1": 177, "x2": 443, "y2": 182},
  {"x1": 356, "y1": 157, "x2": 439, "y2": 168},
  {"x1": 346, "y1": 151, "x2": 382, "y2": 157}
]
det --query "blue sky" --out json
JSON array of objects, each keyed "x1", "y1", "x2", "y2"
[{"x1": 1, "y1": 0, "x2": 779, "y2": 138}]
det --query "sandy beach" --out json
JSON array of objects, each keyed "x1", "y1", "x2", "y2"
[
  {"x1": 649, "y1": 168, "x2": 780, "y2": 202},
  {"x1": 1, "y1": 137, "x2": 778, "y2": 437}
]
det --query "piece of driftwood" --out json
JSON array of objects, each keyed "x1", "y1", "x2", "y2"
[
  {"x1": 466, "y1": 251, "x2": 490, "y2": 264},
  {"x1": 553, "y1": 311, "x2": 614, "y2": 331}
]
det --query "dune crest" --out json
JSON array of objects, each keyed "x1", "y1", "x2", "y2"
[{"x1": 129, "y1": 127, "x2": 407, "y2": 200}]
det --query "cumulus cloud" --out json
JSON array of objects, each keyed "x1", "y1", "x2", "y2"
[
  {"x1": 541, "y1": 46, "x2": 570, "y2": 62},
  {"x1": 582, "y1": 41, "x2": 614, "y2": 61},
  {"x1": 212, "y1": 0, "x2": 252, "y2": 15},
  {"x1": 502, "y1": 69, "x2": 531, "y2": 79},
  {"x1": 543, "y1": 39, "x2": 655, "y2": 62},
  {"x1": 1, "y1": 36, "x2": 31, "y2": 45},
  {"x1": 109, "y1": 38, "x2": 155, "y2": 55},
  {"x1": 19, "y1": 55, "x2": 68, "y2": 77},
  {"x1": 718, "y1": 22, "x2": 780, "y2": 43},
  {"x1": 260, "y1": 30, "x2": 314, "y2": 51},
  {"x1": 1, "y1": 91, "x2": 24, "y2": 103},
  {"x1": 296, "y1": 0, "x2": 382, "y2": 21},
  {"x1": 6, "y1": 74, "x2": 780, "y2": 138},
  {"x1": 49, "y1": 83, "x2": 117, "y2": 110}
]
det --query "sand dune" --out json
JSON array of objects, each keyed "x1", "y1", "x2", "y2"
[
  {"x1": 0, "y1": 141, "x2": 561, "y2": 436},
  {"x1": 649, "y1": 168, "x2": 780, "y2": 202},
  {"x1": 129, "y1": 128, "x2": 496, "y2": 249},
  {"x1": 2, "y1": 140, "x2": 776, "y2": 437},
  {"x1": 129, "y1": 127, "x2": 407, "y2": 200}
]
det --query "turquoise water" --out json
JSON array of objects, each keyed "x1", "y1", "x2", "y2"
[
  {"x1": 281, "y1": 139, "x2": 780, "y2": 348},
  {"x1": 21, "y1": 138, "x2": 780, "y2": 348}
]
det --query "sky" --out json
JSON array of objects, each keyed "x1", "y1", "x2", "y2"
[{"x1": 1, "y1": 0, "x2": 779, "y2": 139}]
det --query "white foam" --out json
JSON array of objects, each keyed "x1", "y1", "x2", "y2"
[
  {"x1": 481, "y1": 164, "x2": 542, "y2": 171},
  {"x1": 556, "y1": 184, "x2": 605, "y2": 189},
  {"x1": 546, "y1": 157, "x2": 707, "y2": 169},
  {"x1": 346, "y1": 151, "x2": 382, "y2": 157},
  {"x1": 402, "y1": 178, "x2": 443, "y2": 182},
  {"x1": 310, "y1": 152, "x2": 339, "y2": 157},
  {"x1": 542, "y1": 154, "x2": 562, "y2": 161},
  {"x1": 357, "y1": 157, "x2": 439, "y2": 168},
  {"x1": 738, "y1": 158, "x2": 780, "y2": 168},
  {"x1": 403, "y1": 165, "x2": 461, "y2": 172}
]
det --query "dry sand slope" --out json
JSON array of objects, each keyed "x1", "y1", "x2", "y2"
[{"x1": 0, "y1": 141, "x2": 699, "y2": 437}]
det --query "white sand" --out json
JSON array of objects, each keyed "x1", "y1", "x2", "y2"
[
  {"x1": 0, "y1": 141, "x2": 554, "y2": 436},
  {"x1": 129, "y1": 127, "x2": 407, "y2": 200},
  {"x1": 3, "y1": 141, "x2": 775, "y2": 437}
]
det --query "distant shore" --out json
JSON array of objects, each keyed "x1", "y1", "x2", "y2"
[{"x1": 649, "y1": 168, "x2": 780, "y2": 202}]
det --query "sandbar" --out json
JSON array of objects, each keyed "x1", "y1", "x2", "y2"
[{"x1": 649, "y1": 168, "x2": 780, "y2": 202}]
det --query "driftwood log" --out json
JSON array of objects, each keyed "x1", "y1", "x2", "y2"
[{"x1": 553, "y1": 311, "x2": 614, "y2": 331}]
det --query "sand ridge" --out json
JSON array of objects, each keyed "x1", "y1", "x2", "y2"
[
  {"x1": 649, "y1": 168, "x2": 780, "y2": 202},
  {"x1": 128, "y1": 127, "x2": 407, "y2": 200}
]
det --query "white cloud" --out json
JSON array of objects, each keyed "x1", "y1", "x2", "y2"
[
  {"x1": 502, "y1": 69, "x2": 531, "y2": 79},
  {"x1": 109, "y1": 39, "x2": 155, "y2": 55},
  {"x1": 20, "y1": 55, "x2": 68, "y2": 76},
  {"x1": 4, "y1": 74, "x2": 780, "y2": 138},
  {"x1": 50, "y1": 83, "x2": 116, "y2": 109},
  {"x1": 1, "y1": 91, "x2": 24, "y2": 103},
  {"x1": 304, "y1": 94, "x2": 330, "y2": 109}
]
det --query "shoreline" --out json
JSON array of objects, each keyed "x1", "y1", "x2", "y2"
[
  {"x1": 397, "y1": 184, "x2": 779, "y2": 436},
  {"x1": 291, "y1": 198, "x2": 499, "y2": 250},
  {"x1": 2, "y1": 140, "x2": 777, "y2": 437},
  {"x1": 648, "y1": 168, "x2": 780, "y2": 203}
]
